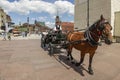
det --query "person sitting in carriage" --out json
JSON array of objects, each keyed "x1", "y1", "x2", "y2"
[
  {"x1": 53, "y1": 24, "x2": 62, "y2": 34},
  {"x1": 48, "y1": 29, "x2": 53, "y2": 34},
  {"x1": 53, "y1": 24, "x2": 63, "y2": 42}
]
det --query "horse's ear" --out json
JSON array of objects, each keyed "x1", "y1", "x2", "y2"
[{"x1": 100, "y1": 14, "x2": 104, "y2": 20}]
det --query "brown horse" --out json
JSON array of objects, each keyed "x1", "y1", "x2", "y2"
[{"x1": 66, "y1": 15, "x2": 112, "y2": 74}]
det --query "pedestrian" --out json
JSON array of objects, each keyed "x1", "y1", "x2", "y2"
[
  {"x1": 2, "y1": 31, "x2": 6, "y2": 40},
  {"x1": 22, "y1": 31, "x2": 25, "y2": 37},
  {"x1": 25, "y1": 31, "x2": 27, "y2": 37},
  {"x1": 7, "y1": 32, "x2": 11, "y2": 40}
]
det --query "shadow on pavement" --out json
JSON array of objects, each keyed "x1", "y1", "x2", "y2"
[
  {"x1": 57, "y1": 54, "x2": 91, "y2": 76},
  {"x1": 41, "y1": 44, "x2": 93, "y2": 76}
]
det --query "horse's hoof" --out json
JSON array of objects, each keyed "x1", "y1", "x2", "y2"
[
  {"x1": 66, "y1": 58, "x2": 70, "y2": 60},
  {"x1": 89, "y1": 70, "x2": 94, "y2": 75},
  {"x1": 75, "y1": 63, "x2": 80, "y2": 66}
]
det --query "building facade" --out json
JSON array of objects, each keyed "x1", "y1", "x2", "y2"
[
  {"x1": 0, "y1": 7, "x2": 12, "y2": 31},
  {"x1": 61, "y1": 22, "x2": 74, "y2": 33},
  {"x1": 0, "y1": 7, "x2": 7, "y2": 28},
  {"x1": 75, "y1": 0, "x2": 120, "y2": 37}
]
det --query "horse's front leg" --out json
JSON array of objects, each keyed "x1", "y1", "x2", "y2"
[
  {"x1": 66, "y1": 47, "x2": 74, "y2": 64},
  {"x1": 88, "y1": 52, "x2": 95, "y2": 75},
  {"x1": 66, "y1": 45, "x2": 73, "y2": 60},
  {"x1": 67, "y1": 49, "x2": 73, "y2": 60},
  {"x1": 76, "y1": 52, "x2": 85, "y2": 66}
]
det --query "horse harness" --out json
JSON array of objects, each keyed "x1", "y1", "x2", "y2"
[
  {"x1": 68, "y1": 20, "x2": 109, "y2": 47},
  {"x1": 84, "y1": 20, "x2": 110, "y2": 46}
]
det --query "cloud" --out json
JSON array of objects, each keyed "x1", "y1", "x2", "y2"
[
  {"x1": 45, "y1": 21, "x2": 55, "y2": 28},
  {"x1": 54, "y1": 0, "x2": 74, "y2": 15},
  {"x1": 38, "y1": 16, "x2": 48, "y2": 21},
  {"x1": 0, "y1": 0, "x2": 74, "y2": 15},
  {"x1": 31, "y1": 16, "x2": 48, "y2": 22}
]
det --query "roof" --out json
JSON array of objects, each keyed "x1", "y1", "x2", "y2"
[
  {"x1": 61, "y1": 22, "x2": 74, "y2": 32},
  {"x1": 61, "y1": 22, "x2": 74, "y2": 27}
]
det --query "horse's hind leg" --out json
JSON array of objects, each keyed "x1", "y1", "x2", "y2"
[
  {"x1": 88, "y1": 52, "x2": 95, "y2": 75},
  {"x1": 76, "y1": 52, "x2": 85, "y2": 66}
]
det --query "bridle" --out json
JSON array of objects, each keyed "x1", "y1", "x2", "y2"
[{"x1": 85, "y1": 20, "x2": 111, "y2": 46}]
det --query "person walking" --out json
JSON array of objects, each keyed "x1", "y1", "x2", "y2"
[
  {"x1": 2, "y1": 31, "x2": 6, "y2": 40},
  {"x1": 7, "y1": 32, "x2": 11, "y2": 40}
]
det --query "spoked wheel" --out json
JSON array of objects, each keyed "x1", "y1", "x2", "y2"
[
  {"x1": 41, "y1": 41, "x2": 44, "y2": 48},
  {"x1": 41, "y1": 39, "x2": 45, "y2": 48},
  {"x1": 49, "y1": 43, "x2": 54, "y2": 55}
]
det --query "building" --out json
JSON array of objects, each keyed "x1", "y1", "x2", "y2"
[
  {"x1": 113, "y1": 11, "x2": 120, "y2": 42},
  {"x1": 35, "y1": 21, "x2": 50, "y2": 32},
  {"x1": 6, "y1": 15, "x2": 12, "y2": 23},
  {"x1": 61, "y1": 22, "x2": 74, "y2": 33},
  {"x1": 0, "y1": 7, "x2": 13, "y2": 32},
  {"x1": 55, "y1": 15, "x2": 61, "y2": 26},
  {"x1": 0, "y1": 7, "x2": 7, "y2": 29},
  {"x1": 75, "y1": 0, "x2": 120, "y2": 38}
]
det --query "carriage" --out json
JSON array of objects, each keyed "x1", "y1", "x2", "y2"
[{"x1": 41, "y1": 29, "x2": 67, "y2": 54}]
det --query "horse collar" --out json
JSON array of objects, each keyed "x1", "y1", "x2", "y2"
[{"x1": 84, "y1": 30, "x2": 100, "y2": 46}]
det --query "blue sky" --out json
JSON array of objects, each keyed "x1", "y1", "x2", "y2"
[{"x1": 0, "y1": 0, "x2": 74, "y2": 28}]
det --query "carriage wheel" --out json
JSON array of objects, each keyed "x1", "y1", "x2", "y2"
[
  {"x1": 49, "y1": 43, "x2": 54, "y2": 55},
  {"x1": 41, "y1": 41, "x2": 43, "y2": 48},
  {"x1": 41, "y1": 39, "x2": 45, "y2": 48},
  {"x1": 41, "y1": 40, "x2": 43, "y2": 47}
]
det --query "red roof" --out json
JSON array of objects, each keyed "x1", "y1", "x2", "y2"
[
  {"x1": 61, "y1": 22, "x2": 74, "y2": 32},
  {"x1": 61, "y1": 22, "x2": 74, "y2": 27}
]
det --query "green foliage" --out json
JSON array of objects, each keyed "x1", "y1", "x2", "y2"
[{"x1": 19, "y1": 27, "x2": 28, "y2": 32}]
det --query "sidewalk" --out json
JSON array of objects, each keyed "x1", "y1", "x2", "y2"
[{"x1": 0, "y1": 34, "x2": 41, "y2": 40}]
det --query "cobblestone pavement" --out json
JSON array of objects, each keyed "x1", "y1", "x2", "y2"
[{"x1": 0, "y1": 39, "x2": 120, "y2": 80}]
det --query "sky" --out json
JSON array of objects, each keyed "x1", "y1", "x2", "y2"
[{"x1": 0, "y1": 0, "x2": 74, "y2": 28}]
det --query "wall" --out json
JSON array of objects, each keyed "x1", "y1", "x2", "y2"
[
  {"x1": 75, "y1": 0, "x2": 87, "y2": 29},
  {"x1": 114, "y1": 12, "x2": 120, "y2": 37},
  {"x1": 0, "y1": 8, "x2": 6, "y2": 27},
  {"x1": 75, "y1": 0, "x2": 111, "y2": 29},
  {"x1": 111, "y1": 0, "x2": 120, "y2": 35}
]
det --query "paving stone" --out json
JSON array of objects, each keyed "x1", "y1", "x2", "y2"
[{"x1": 0, "y1": 39, "x2": 120, "y2": 80}]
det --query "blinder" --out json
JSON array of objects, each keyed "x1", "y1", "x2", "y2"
[
  {"x1": 98, "y1": 24, "x2": 105, "y2": 31},
  {"x1": 98, "y1": 21, "x2": 109, "y2": 31}
]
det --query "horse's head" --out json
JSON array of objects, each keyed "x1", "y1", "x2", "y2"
[
  {"x1": 97, "y1": 15, "x2": 113, "y2": 45},
  {"x1": 89, "y1": 15, "x2": 113, "y2": 45}
]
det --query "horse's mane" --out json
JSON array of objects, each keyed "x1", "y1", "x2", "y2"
[{"x1": 89, "y1": 20, "x2": 100, "y2": 31}]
